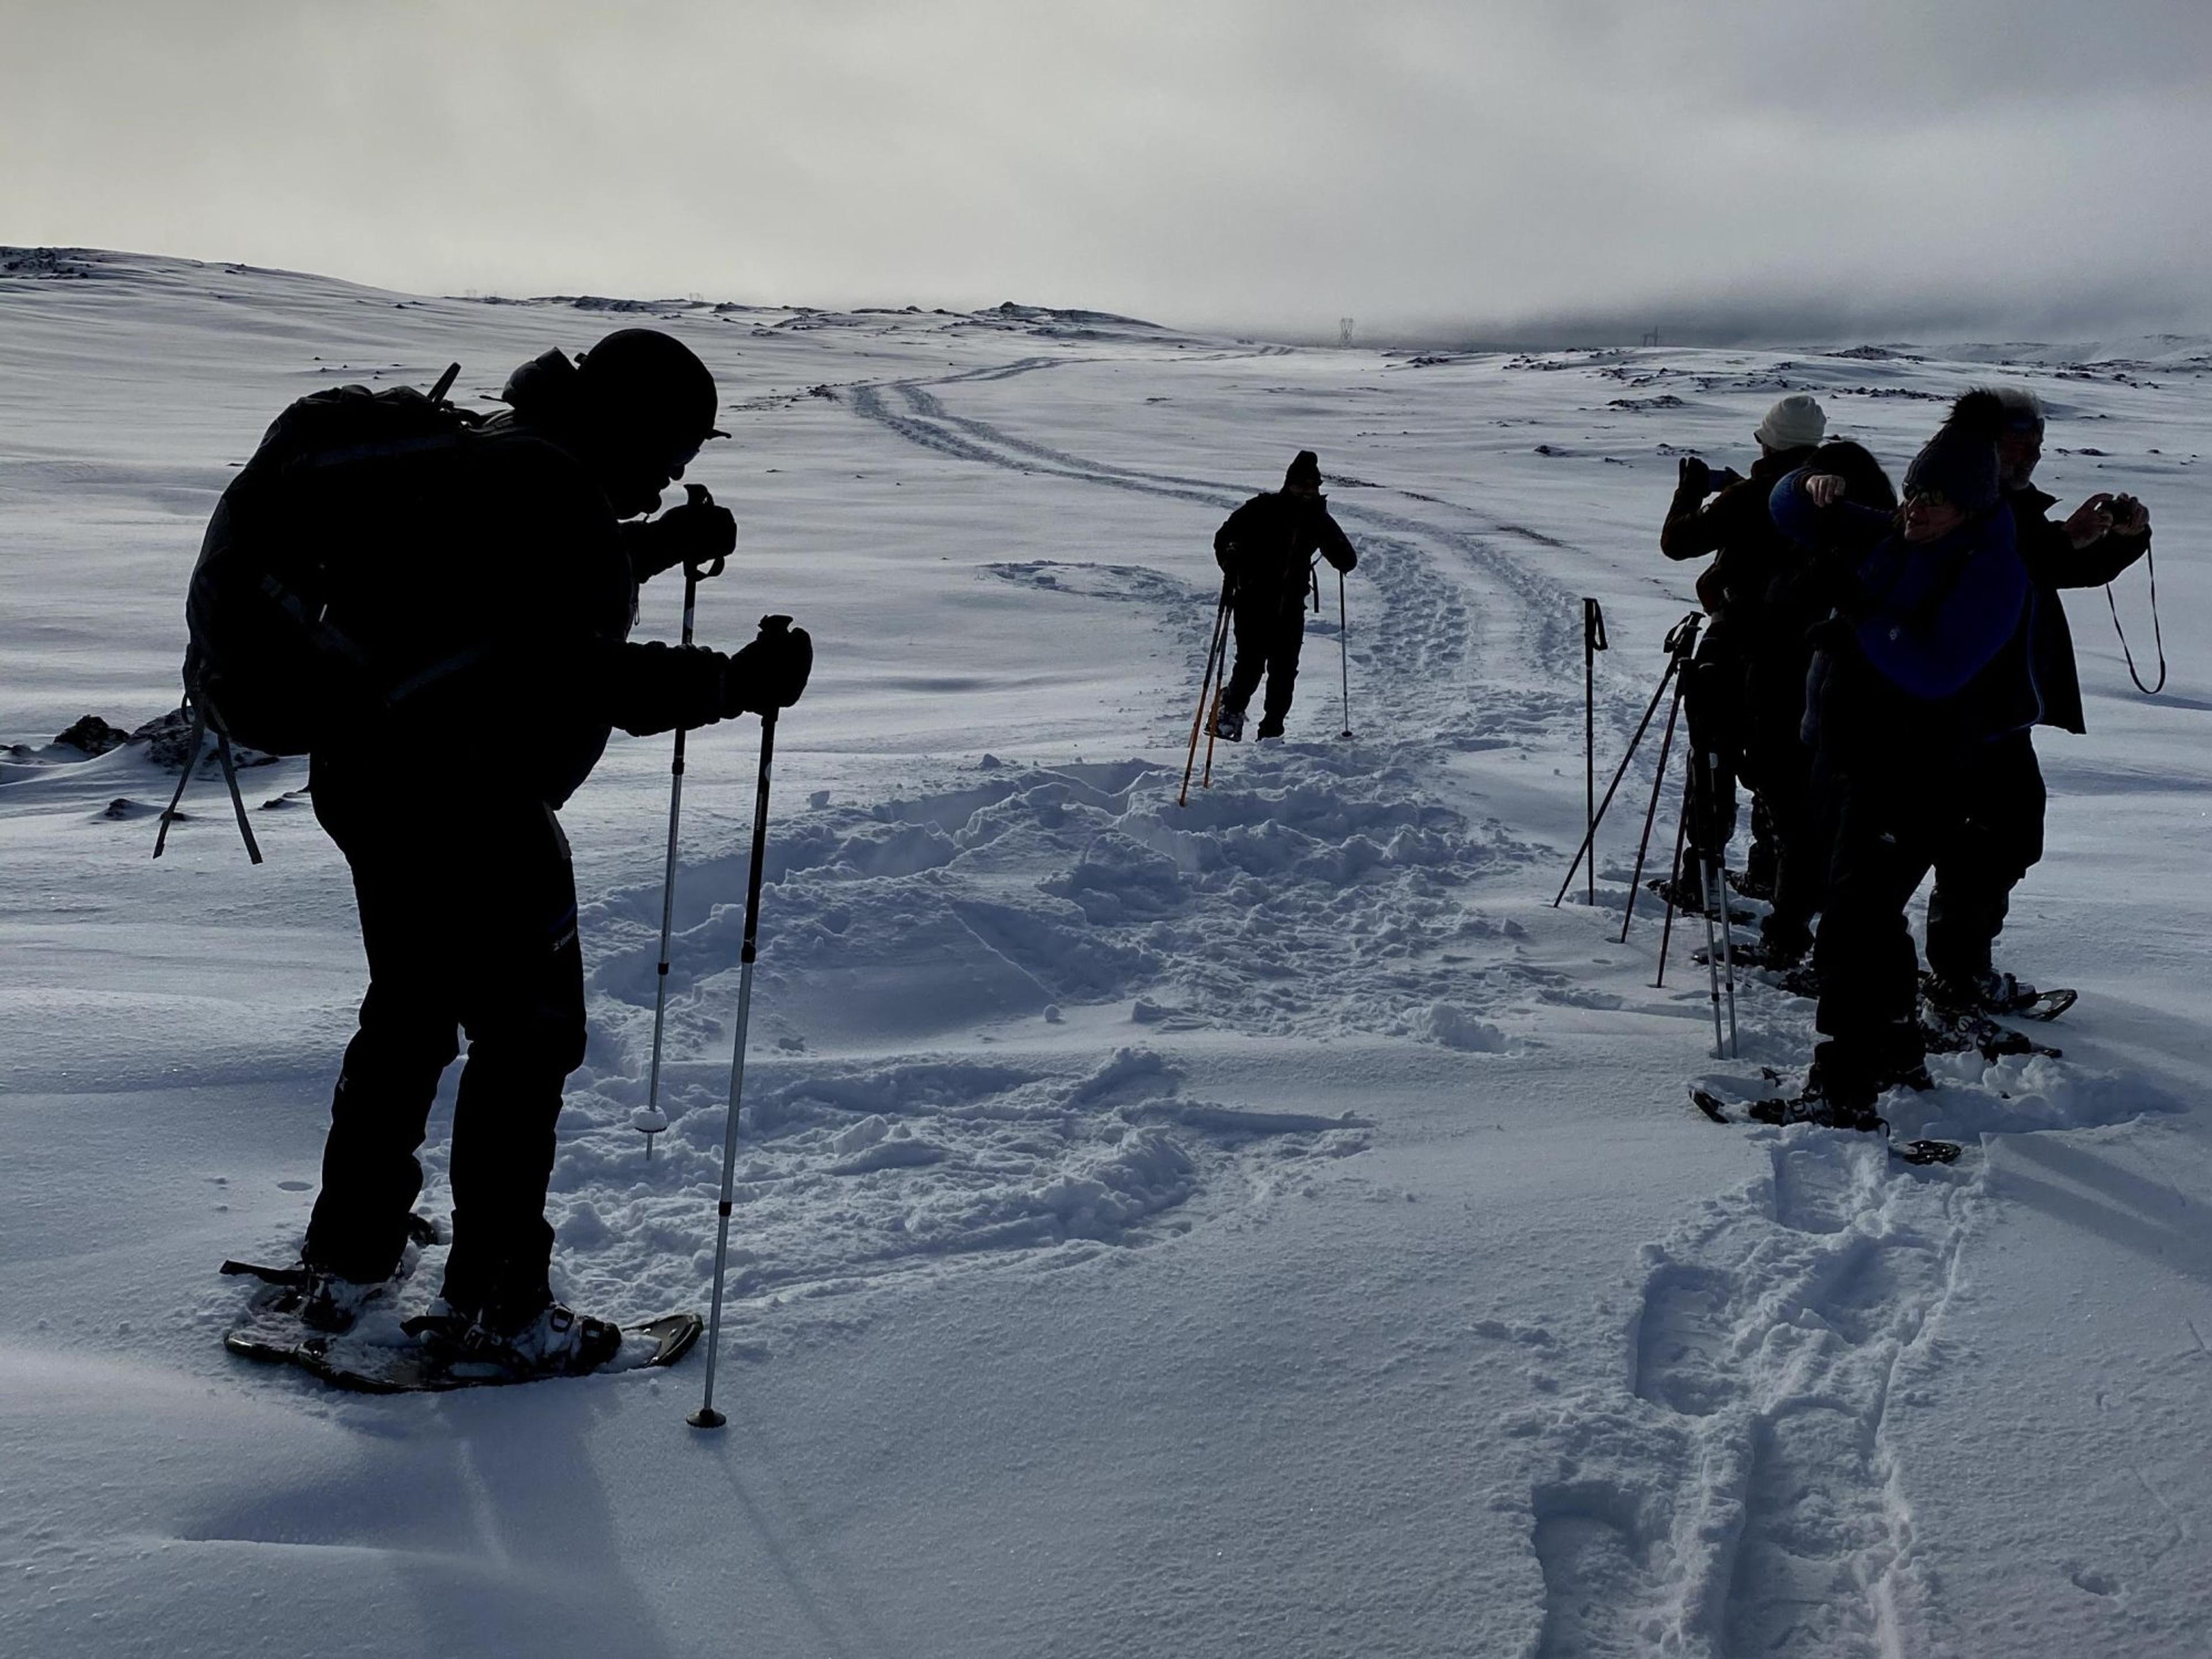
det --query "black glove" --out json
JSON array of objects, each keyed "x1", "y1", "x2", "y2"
[
  {"x1": 637, "y1": 483, "x2": 737, "y2": 580},
  {"x1": 1677, "y1": 456, "x2": 1711, "y2": 495},
  {"x1": 720, "y1": 616, "x2": 813, "y2": 716}
]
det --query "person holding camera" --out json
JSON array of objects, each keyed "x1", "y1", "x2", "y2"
[
  {"x1": 1919, "y1": 385, "x2": 2154, "y2": 1013},
  {"x1": 1770, "y1": 392, "x2": 2034, "y2": 1122},
  {"x1": 1658, "y1": 392, "x2": 1828, "y2": 910}
]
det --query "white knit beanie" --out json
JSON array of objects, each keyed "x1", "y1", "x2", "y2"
[{"x1": 1755, "y1": 393, "x2": 1827, "y2": 452}]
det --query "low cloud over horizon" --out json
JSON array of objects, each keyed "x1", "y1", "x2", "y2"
[{"x1": 6, "y1": 2, "x2": 2209, "y2": 344}]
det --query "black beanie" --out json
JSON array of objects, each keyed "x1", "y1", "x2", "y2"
[
  {"x1": 1902, "y1": 390, "x2": 2006, "y2": 514},
  {"x1": 1284, "y1": 450, "x2": 1321, "y2": 490}
]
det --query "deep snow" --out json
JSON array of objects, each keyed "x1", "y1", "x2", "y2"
[{"x1": 3, "y1": 248, "x2": 2209, "y2": 1657}]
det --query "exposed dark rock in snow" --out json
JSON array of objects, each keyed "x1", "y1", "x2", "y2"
[{"x1": 54, "y1": 714, "x2": 131, "y2": 755}]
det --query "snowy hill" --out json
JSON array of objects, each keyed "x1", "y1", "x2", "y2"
[{"x1": 3, "y1": 247, "x2": 2209, "y2": 1657}]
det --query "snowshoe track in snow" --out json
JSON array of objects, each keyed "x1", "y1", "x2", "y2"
[{"x1": 1518, "y1": 1130, "x2": 1973, "y2": 1657}]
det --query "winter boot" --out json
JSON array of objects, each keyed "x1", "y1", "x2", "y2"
[
  {"x1": 467, "y1": 1300, "x2": 623, "y2": 1376},
  {"x1": 294, "y1": 1264, "x2": 396, "y2": 1334},
  {"x1": 1926, "y1": 968, "x2": 2036, "y2": 1017},
  {"x1": 1254, "y1": 715, "x2": 1286, "y2": 741},
  {"x1": 1210, "y1": 704, "x2": 1245, "y2": 744},
  {"x1": 1648, "y1": 863, "x2": 1707, "y2": 915}
]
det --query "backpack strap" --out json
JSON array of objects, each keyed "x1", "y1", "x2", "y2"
[
  {"x1": 150, "y1": 699, "x2": 207, "y2": 860},
  {"x1": 209, "y1": 719, "x2": 265, "y2": 866},
  {"x1": 151, "y1": 693, "x2": 264, "y2": 865}
]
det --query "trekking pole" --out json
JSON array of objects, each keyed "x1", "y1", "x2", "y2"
[
  {"x1": 1551, "y1": 612, "x2": 1701, "y2": 908},
  {"x1": 1691, "y1": 794, "x2": 1730, "y2": 1059},
  {"x1": 1338, "y1": 567, "x2": 1352, "y2": 739},
  {"x1": 1179, "y1": 578, "x2": 1233, "y2": 808},
  {"x1": 690, "y1": 620, "x2": 788, "y2": 1433},
  {"x1": 1707, "y1": 764, "x2": 1739, "y2": 1058},
  {"x1": 1199, "y1": 581, "x2": 1240, "y2": 792},
  {"x1": 637, "y1": 496, "x2": 727, "y2": 1162},
  {"x1": 1618, "y1": 618, "x2": 1697, "y2": 942},
  {"x1": 1582, "y1": 599, "x2": 1607, "y2": 905},
  {"x1": 1652, "y1": 752, "x2": 1694, "y2": 988}
]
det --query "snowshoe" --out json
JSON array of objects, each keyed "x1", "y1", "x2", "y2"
[
  {"x1": 1254, "y1": 716, "x2": 1286, "y2": 741},
  {"x1": 228, "y1": 1300, "x2": 701, "y2": 1395},
  {"x1": 1688, "y1": 1077, "x2": 1961, "y2": 1166},
  {"x1": 404, "y1": 1300, "x2": 625, "y2": 1381},
  {"x1": 1691, "y1": 935, "x2": 1806, "y2": 972},
  {"x1": 1646, "y1": 875, "x2": 1756, "y2": 925},
  {"x1": 1921, "y1": 1005, "x2": 2062, "y2": 1064},
  {"x1": 1732, "y1": 869, "x2": 1777, "y2": 903},
  {"x1": 1210, "y1": 705, "x2": 1244, "y2": 744},
  {"x1": 1922, "y1": 969, "x2": 2075, "y2": 1024}
]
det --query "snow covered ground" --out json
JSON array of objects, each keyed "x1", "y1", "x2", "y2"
[{"x1": 3, "y1": 247, "x2": 2209, "y2": 1656}]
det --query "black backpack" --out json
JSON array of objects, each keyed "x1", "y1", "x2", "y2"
[{"x1": 157, "y1": 364, "x2": 476, "y2": 862}]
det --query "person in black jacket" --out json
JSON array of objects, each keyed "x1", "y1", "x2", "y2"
[
  {"x1": 1659, "y1": 393, "x2": 1827, "y2": 908},
  {"x1": 1738, "y1": 439, "x2": 1897, "y2": 967},
  {"x1": 1209, "y1": 450, "x2": 1358, "y2": 741},
  {"x1": 1922, "y1": 385, "x2": 2153, "y2": 1010},
  {"x1": 296, "y1": 329, "x2": 813, "y2": 1370}
]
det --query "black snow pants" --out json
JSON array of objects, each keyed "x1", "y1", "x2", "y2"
[
  {"x1": 304, "y1": 762, "x2": 586, "y2": 1319},
  {"x1": 1221, "y1": 586, "x2": 1309, "y2": 732},
  {"x1": 1924, "y1": 733, "x2": 2046, "y2": 989},
  {"x1": 1681, "y1": 630, "x2": 1779, "y2": 889},
  {"x1": 1810, "y1": 734, "x2": 2033, "y2": 1098}
]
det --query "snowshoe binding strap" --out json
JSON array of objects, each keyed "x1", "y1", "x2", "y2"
[{"x1": 221, "y1": 1260, "x2": 311, "y2": 1287}]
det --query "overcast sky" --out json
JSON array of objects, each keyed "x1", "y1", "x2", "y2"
[{"x1": 5, "y1": 1, "x2": 2209, "y2": 342}]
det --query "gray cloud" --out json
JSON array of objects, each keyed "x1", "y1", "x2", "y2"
[{"x1": 3, "y1": 1, "x2": 2207, "y2": 342}]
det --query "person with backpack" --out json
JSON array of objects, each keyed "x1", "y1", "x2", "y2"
[
  {"x1": 1658, "y1": 393, "x2": 1827, "y2": 912},
  {"x1": 1736, "y1": 439, "x2": 1899, "y2": 969},
  {"x1": 1208, "y1": 450, "x2": 1358, "y2": 743},
  {"x1": 1920, "y1": 385, "x2": 2154, "y2": 1014},
  {"x1": 193, "y1": 328, "x2": 812, "y2": 1374},
  {"x1": 1769, "y1": 392, "x2": 2033, "y2": 1123}
]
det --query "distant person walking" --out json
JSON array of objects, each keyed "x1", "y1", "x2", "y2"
[{"x1": 1210, "y1": 450, "x2": 1358, "y2": 742}]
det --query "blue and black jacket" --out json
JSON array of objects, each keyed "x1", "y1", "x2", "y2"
[{"x1": 1771, "y1": 469, "x2": 2039, "y2": 759}]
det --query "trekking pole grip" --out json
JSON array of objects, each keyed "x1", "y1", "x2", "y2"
[{"x1": 683, "y1": 484, "x2": 728, "y2": 582}]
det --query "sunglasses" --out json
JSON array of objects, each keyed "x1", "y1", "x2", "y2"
[{"x1": 1904, "y1": 488, "x2": 1951, "y2": 510}]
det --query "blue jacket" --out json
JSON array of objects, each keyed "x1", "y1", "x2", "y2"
[{"x1": 1771, "y1": 469, "x2": 2038, "y2": 753}]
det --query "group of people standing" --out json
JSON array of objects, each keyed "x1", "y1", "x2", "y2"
[{"x1": 1661, "y1": 388, "x2": 2153, "y2": 1120}]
